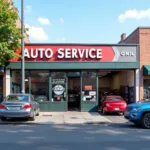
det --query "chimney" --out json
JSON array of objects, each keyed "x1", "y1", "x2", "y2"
[{"x1": 121, "y1": 33, "x2": 126, "y2": 42}]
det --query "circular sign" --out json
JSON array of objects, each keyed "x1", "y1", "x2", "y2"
[{"x1": 53, "y1": 85, "x2": 65, "y2": 95}]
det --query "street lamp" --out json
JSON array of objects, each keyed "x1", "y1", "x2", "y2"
[{"x1": 21, "y1": 0, "x2": 25, "y2": 93}]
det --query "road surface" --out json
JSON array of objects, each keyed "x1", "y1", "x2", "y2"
[{"x1": 0, "y1": 123, "x2": 149, "y2": 150}]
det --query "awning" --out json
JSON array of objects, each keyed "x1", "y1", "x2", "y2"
[{"x1": 143, "y1": 65, "x2": 150, "y2": 75}]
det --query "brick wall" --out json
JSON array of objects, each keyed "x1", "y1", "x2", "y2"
[
  {"x1": 120, "y1": 27, "x2": 150, "y2": 100},
  {"x1": 139, "y1": 28, "x2": 150, "y2": 100}
]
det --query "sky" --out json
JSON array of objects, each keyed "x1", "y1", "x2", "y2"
[{"x1": 13, "y1": 0, "x2": 150, "y2": 44}]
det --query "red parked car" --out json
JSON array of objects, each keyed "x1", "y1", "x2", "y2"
[{"x1": 100, "y1": 95, "x2": 127, "y2": 115}]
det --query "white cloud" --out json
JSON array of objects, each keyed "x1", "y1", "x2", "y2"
[
  {"x1": 118, "y1": 8, "x2": 150, "y2": 23},
  {"x1": 25, "y1": 5, "x2": 32, "y2": 13},
  {"x1": 60, "y1": 17, "x2": 64, "y2": 24},
  {"x1": 38, "y1": 17, "x2": 51, "y2": 25},
  {"x1": 56, "y1": 37, "x2": 66, "y2": 42},
  {"x1": 25, "y1": 24, "x2": 49, "y2": 41}
]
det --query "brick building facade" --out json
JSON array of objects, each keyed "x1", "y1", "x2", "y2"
[{"x1": 119, "y1": 27, "x2": 150, "y2": 101}]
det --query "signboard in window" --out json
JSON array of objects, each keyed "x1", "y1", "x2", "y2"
[
  {"x1": 89, "y1": 91, "x2": 96, "y2": 96},
  {"x1": 52, "y1": 79, "x2": 65, "y2": 84},
  {"x1": 84, "y1": 85, "x2": 92, "y2": 90},
  {"x1": 57, "y1": 97, "x2": 61, "y2": 101},
  {"x1": 52, "y1": 84, "x2": 66, "y2": 101},
  {"x1": 53, "y1": 85, "x2": 65, "y2": 95}
]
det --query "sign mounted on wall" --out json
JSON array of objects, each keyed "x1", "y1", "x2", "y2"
[{"x1": 10, "y1": 44, "x2": 138, "y2": 62}]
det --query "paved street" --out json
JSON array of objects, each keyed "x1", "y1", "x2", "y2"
[{"x1": 0, "y1": 123, "x2": 149, "y2": 150}]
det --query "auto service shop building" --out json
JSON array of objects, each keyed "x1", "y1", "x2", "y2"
[{"x1": 4, "y1": 43, "x2": 140, "y2": 112}]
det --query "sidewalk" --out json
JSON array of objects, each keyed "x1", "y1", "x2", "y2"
[{"x1": 0, "y1": 112, "x2": 112, "y2": 125}]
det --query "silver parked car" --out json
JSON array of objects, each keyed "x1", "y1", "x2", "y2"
[{"x1": 0, "y1": 94, "x2": 40, "y2": 121}]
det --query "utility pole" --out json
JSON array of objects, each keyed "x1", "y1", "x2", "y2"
[{"x1": 21, "y1": 0, "x2": 25, "y2": 93}]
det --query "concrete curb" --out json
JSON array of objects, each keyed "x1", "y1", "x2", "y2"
[{"x1": 0, "y1": 121, "x2": 112, "y2": 125}]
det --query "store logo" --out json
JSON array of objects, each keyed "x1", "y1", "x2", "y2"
[
  {"x1": 53, "y1": 85, "x2": 65, "y2": 95},
  {"x1": 120, "y1": 51, "x2": 134, "y2": 56}
]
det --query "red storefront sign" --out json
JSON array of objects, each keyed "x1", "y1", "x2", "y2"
[{"x1": 10, "y1": 45, "x2": 115, "y2": 62}]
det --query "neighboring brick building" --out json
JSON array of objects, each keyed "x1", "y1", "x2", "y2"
[{"x1": 119, "y1": 27, "x2": 150, "y2": 101}]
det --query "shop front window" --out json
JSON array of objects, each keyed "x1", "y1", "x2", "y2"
[
  {"x1": 12, "y1": 70, "x2": 29, "y2": 93},
  {"x1": 82, "y1": 71, "x2": 96, "y2": 101},
  {"x1": 31, "y1": 71, "x2": 49, "y2": 102},
  {"x1": 25, "y1": 71, "x2": 29, "y2": 93},
  {"x1": 51, "y1": 72, "x2": 66, "y2": 102},
  {"x1": 68, "y1": 72, "x2": 80, "y2": 77},
  {"x1": 144, "y1": 79, "x2": 150, "y2": 100}
]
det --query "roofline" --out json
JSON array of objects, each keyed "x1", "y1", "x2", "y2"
[
  {"x1": 121, "y1": 26, "x2": 150, "y2": 43},
  {"x1": 24, "y1": 43, "x2": 139, "y2": 46},
  {"x1": 120, "y1": 27, "x2": 139, "y2": 43},
  {"x1": 138, "y1": 26, "x2": 150, "y2": 29}
]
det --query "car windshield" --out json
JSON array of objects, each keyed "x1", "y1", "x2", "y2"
[
  {"x1": 6, "y1": 95, "x2": 29, "y2": 102},
  {"x1": 108, "y1": 97, "x2": 123, "y2": 101}
]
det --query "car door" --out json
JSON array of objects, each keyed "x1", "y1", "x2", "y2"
[
  {"x1": 32, "y1": 95, "x2": 39, "y2": 111},
  {"x1": 30, "y1": 95, "x2": 37, "y2": 112}
]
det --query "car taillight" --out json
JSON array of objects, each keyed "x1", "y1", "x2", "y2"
[
  {"x1": 122, "y1": 102, "x2": 127, "y2": 107},
  {"x1": 23, "y1": 104, "x2": 32, "y2": 109},
  {"x1": 0, "y1": 104, "x2": 6, "y2": 109}
]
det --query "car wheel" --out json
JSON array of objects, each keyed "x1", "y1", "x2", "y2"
[
  {"x1": 29, "y1": 111, "x2": 35, "y2": 121},
  {"x1": 36, "y1": 108, "x2": 40, "y2": 116},
  {"x1": 1, "y1": 117, "x2": 7, "y2": 121},
  {"x1": 141, "y1": 113, "x2": 150, "y2": 129},
  {"x1": 102, "y1": 108, "x2": 106, "y2": 115}
]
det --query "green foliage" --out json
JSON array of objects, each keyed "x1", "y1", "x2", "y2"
[{"x1": 0, "y1": 0, "x2": 24, "y2": 66}]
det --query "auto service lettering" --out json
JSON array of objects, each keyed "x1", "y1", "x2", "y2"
[{"x1": 24, "y1": 48, "x2": 103, "y2": 59}]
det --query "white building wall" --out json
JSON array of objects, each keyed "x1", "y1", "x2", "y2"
[
  {"x1": 6, "y1": 69, "x2": 10, "y2": 96},
  {"x1": 135, "y1": 69, "x2": 140, "y2": 102}
]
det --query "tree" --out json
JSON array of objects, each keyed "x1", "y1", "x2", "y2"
[{"x1": 0, "y1": 0, "x2": 24, "y2": 66}]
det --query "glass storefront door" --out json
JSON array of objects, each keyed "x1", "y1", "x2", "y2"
[
  {"x1": 67, "y1": 72, "x2": 81, "y2": 111},
  {"x1": 51, "y1": 72, "x2": 67, "y2": 111}
]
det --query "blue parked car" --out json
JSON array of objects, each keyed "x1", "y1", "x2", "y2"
[{"x1": 124, "y1": 100, "x2": 150, "y2": 128}]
